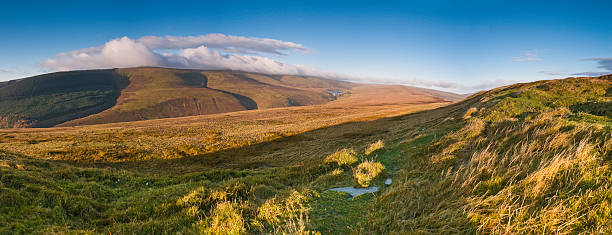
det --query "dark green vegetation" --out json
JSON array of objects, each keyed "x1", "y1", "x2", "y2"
[
  {"x1": 0, "y1": 68, "x2": 357, "y2": 128},
  {"x1": 1, "y1": 74, "x2": 610, "y2": 234},
  {"x1": 0, "y1": 70, "x2": 127, "y2": 127}
]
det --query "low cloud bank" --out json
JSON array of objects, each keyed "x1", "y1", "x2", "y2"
[{"x1": 41, "y1": 35, "x2": 325, "y2": 76}]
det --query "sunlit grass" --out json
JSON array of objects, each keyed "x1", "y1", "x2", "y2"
[
  {"x1": 353, "y1": 160, "x2": 385, "y2": 187},
  {"x1": 365, "y1": 75, "x2": 612, "y2": 234},
  {"x1": 364, "y1": 140, "x2": 384, "y2": 155},
  {"x1": 324, "y1": 149, "x2": 358, "y2": 166}
]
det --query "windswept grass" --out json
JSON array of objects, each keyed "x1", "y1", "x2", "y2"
[
  {"x1": 254, "y1": 190, "x2": 320, "y2": 234},
  {"x1": 366, "y1": 75, "x2": 612, "y2": 234}
]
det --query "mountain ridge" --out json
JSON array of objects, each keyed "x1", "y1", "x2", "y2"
[{"x1": 0, "y1": 67, "x2": 462, "y2": 128}]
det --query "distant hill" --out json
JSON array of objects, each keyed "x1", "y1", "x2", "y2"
[
  {"x1": 0, "y1": 67, "x2": 460, "y2": 128},
  {"x1": 0, "y1": 69, "x2": 127, "y2": 128}
]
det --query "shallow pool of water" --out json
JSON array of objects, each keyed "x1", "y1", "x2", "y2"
[{"x1": 329, "y1": 186, "x2": 379, "y2": 197}]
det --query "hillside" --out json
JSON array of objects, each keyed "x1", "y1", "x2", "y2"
[
  {"x1": 0, "y1": 69, "x2": 127, "y2": 128},
  {"x1": 0, "y1": 68, "x2": 358, "y2": 128},
  {"x1": 59, "y1": 68, "x2": 362, "y2": 127},
  {"x1": 365, "y1": 74, "x2": 612, "y2": 233},
  {"x1": 1, "y1": 75, "x2": 609, "y2": 233}
]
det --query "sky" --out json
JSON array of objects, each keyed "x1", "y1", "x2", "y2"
[{"x1": 1, "y1": 0, "x2": 611, "y2": 93}]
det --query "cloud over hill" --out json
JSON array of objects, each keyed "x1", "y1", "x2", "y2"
[
  {"x1": 41, "y1": 34, "x2": 333, "y2": 78},
  {"x1": 39, "y1": 34, "x2": 515, "y2": 93}
]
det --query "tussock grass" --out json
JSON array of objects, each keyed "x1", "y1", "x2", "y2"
[
  {"x1": 353, "y1": 160, "x2": 385, "y2": 187},
  {"x1": 324, "y1": 149, "x2": 358, "y2": 166},
  {"x1": 0, "y1": 87, "x2": 447, "y2": 172},
  {"x1": 204, "y1": 201, "x2": 245, "y2": 234},
  {"x1": 364, "y1": 140, "x2": 384, "y2": 155},
  {"x1": 254, "y1": 190, "x2": 319, "y2": 234}
]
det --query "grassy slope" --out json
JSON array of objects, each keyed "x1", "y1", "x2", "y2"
[
  {"x1": 0, "y1": 85, "x2": 449, "y2": 172},
  {"x1": 1, "y1": 75, "x2": 609, "y2": 233},
  {"x1": 0, "y1": 83, "x2": 454, "y2": 233},
  {"x1": 366, "y1": 75, "x2": 612, "y2": 234}
]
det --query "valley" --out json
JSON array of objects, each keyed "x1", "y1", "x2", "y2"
[{"x1": 1, "y1": 73, "x2": 610, "y2": 233}]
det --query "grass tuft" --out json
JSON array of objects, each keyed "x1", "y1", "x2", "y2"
[
  {"x1": 324, "y1": 149, "x2": 358, "y2": 166},
  {"x1": 203, "y1": 201, "x2": 245, "y2": 234},
  {"x1": 364, "y1": 140, "x2": 385, "y2": 155},
  {"x1": 353, "y1": 160, "x2": 385, "y2": 187}
]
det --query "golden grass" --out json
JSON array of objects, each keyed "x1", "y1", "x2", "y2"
[
  {"x1": 0, "y1": 82, "x2": 458, "y2": 233},
  {"x1": 205, "y1": 201, "x2": 245, "y2": 234},
  {"x1": 366, "y1": 76, "x2": 612, "y2": 234},
  {"x1": 0, "y1": 86, "x2": 450, "y2": 174},
  {"x1": 254, "y1": 190, "x2": 319, "y2": 234},
  {"x1": 324, "y1": 149, "x2": 358, "y2": 166}
]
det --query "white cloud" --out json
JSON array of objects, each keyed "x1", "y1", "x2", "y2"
[
  {"x1": 39, "y1": 34, "x2": 514, "y2": 93},
  {"x1": 513, "y1": 51, "x2": 541, "y2": 62},
  {"x1": 390, "y1": 78, "x2": 513, "y2": 92},
  {"x1": 40, "y1": 35, "x2": 340, "y2": 79},
  {"x1": 338, "y1": 74, "x2": 515, "y2": 93},
  {"x1": 412, "y1": 79, "x2": 514, "y2": 91},
  {"x1": 138, "y1": 34, "x2": 308, "y2": 55},
  {"x1": 42, "y1": 37, "x2": 163, "y2": 71},
  {"x1": 538, "y1": 70, "x2": 562, "y2": 76}
]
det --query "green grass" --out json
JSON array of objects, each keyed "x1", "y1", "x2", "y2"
[
  {"x1": 0, "y1": 150, "x2": 323, "y2": 234},
  {"x1": 0, "y1": 109, "x2": 441, "y2": 234}
]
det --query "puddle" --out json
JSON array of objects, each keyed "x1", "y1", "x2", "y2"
[{"x1": 330, "y1": 186, "x2": 379, "y2": 197}]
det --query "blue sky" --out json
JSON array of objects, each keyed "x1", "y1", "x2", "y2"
[{"x1": 1, "y1": 0, "x2": 611, "y2": 92}]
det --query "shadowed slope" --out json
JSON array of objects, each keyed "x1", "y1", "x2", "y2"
[{"x1": 0, "y1": 69, "x2": 128, "y2": 128}]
